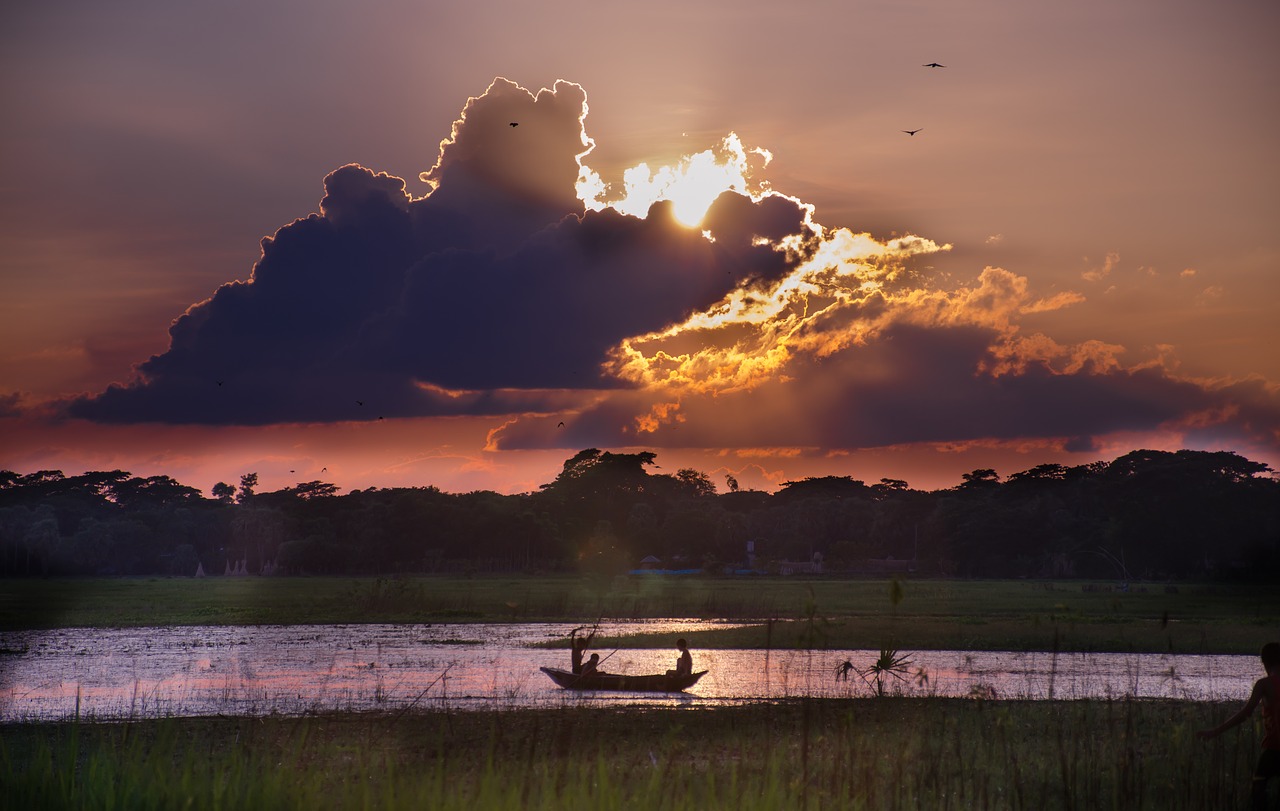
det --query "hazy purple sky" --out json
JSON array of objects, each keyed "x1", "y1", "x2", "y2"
[{"x1": 2, "y1": 0, "x2": 1277, "y2": 494}]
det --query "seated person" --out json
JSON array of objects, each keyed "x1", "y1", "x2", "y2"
[
  {"x1": 581, "y1": 653, "x2": 601, "y2": 676},
  {"x1": 666, "y1": 638, "x2": 692, "y2": 678}
]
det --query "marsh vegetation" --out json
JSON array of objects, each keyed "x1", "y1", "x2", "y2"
[{"x1": 2, "y1": 699, "x2": 1263, "y2": 810}]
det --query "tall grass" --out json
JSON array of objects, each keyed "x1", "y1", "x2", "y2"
[{"x1": 1, "y1": 698, "x2": 1263, "y2": 810}]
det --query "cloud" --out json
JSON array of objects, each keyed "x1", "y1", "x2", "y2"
[
  {"x1": 1082, "y1": 250, "x2": 1119, "y2": 282},
  {"x1": 0, "y1": 392, "x2": 25, "y2": 419},
  {"x1": 69, "y1": 78, "x2": 816, "y2": 424},
  {"x1": 495, "y1": 318, "x2": 1279, "y2": 457},
  {"x1": 64, "y1": 78, "x2": 1280, "y2": 466}
]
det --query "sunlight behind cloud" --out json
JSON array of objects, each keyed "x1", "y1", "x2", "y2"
[
  {"x1": 577, "y1": 133, "x2": 772, "y2": 227},
  {"x1": 603, "y1": 224, "x2": 953, "y2": 399}
]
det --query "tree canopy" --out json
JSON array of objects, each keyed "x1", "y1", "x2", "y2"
[{"x1": 0, "y1": 449, "x2": 1275, "y2": 581}]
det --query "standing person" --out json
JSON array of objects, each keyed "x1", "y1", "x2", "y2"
[
  {"x1": 1199, "y1": 642, "x2": 1280, "y2": 810},
  {"x1": 667, "y1": 638, "x2": 692, "y2": 678},
  {"x1": 569, "y1": 626, "x2": 596, "y2": 674}
]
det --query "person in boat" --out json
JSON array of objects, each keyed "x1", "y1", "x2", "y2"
[
  {"x1": 581, "y1": 653, "x2": 601, "y2": 677},
  {"x1": 570, "y1": 626, "x2": 597, "y2": 675},
  {"x1": 667, "y1": 638, "x2": 692, "y2": 678},
  {"x1": 1198, "y1": 641, "x2": 1279, "y2": 811}
]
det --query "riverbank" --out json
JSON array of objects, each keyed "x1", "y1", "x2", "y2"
[
  {"x1": 2, "y1": 575, "x2": 1274, "y2": 654},
  {"x1": 0, "y1": 699, "x2": 1257, "y2": 810}
]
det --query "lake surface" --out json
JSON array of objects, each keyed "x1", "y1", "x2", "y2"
[{"x1": 0, "y1": 622, "x2": 1254, "y2": 722}]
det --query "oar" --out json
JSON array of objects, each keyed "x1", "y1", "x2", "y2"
[
  {"x1": 593, "y1": 647, "x2": 621, "y2": 670},
  {"x1": 392, "y1": 663, "x2": 453, "y2": 723}
]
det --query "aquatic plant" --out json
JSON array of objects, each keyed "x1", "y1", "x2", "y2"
[{"x1": 859, "y1": 647, "x2": 915, "y2": 697}]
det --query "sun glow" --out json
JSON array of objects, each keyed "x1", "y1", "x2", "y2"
[{"x1": 577, "y1": 133, "x2": 772, "y2": 227}]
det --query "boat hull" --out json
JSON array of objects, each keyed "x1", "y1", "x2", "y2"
[{"x1": 540, "y1": 666, "x2": 706, "y2": 692}]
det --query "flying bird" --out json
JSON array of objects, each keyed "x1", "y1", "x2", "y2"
[
  {"x1": 923, "y1": 62, "x2": 946, "y2": 68},
  {"x1": 557, "y1": 421, "x2": 565, "y2": 428},
  {"x1": 509, "y1": 122, "x2": 519, "y2": 127},
  {"x1": 902, "y1": 128, "x2": 923, "y2": 136},
  {"x1": 356, "y1": 400, "x2": 364, "y2": 406}
]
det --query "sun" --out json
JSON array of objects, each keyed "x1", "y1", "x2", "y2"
[{"x1": 577, "y1": 133, "x2": 772, "y2": 228}]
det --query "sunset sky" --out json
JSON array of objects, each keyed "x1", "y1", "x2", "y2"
[{"x1": 2, "y1": 0, "x2": 1278, "y2": 496}]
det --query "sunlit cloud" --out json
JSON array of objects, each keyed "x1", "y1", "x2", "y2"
[
  {"x1": 731, "y1": 447, "x2": 804, "y2": 459},
  {"x1": 1082, "y1": 251, "x2": 1120, "y2": 282},
  {"x1": 635, "y1": 401, "x2": 684, "y2": 434},
  {"x1": 1196, "y1": 285, "x2": 1225, "y2": 303},
  {"x1": 578, "y1": 133, "x2": 772, "y2": 227},
  {"x1": 45, "y1": 76, "x2": 1276, "y2": 482}
]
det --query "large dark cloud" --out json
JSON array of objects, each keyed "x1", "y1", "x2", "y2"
[
  {"x1": 491, "y1": 321, "x2": 1280, "y2": 453},
  {"x1": 63, "y1": 77, "x2": 1280, "y2": 464},
  {"x1": 69, "y1": 78, "x2": 810, "y2": 424},
  {"x1": 370, "y1": 195, "x2": 805, "y2": 390}
]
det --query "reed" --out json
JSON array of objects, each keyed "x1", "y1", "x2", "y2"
[{"x1": 1, "y1": 698, "x2": 1263, "y2": 810}]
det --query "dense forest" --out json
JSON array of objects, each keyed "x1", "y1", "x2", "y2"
[{"x1": 1, "y1": 449, "x2": 1277, "y2": 581}]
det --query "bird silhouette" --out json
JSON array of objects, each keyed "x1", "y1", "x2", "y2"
[
  {"x1": 923, "y1": 62, "x2": 946, "y2": 68},
  {"x1": 321, "y1": 467, "x2": 328, "y2": 472},
  {"x1": 215, "y1": 380, "x2": 224, "y2": 387},
  {"x1": 557, "y1": 421, "x2": 565, "y2": 428},
  {"x1": 509, "y1": 122, "x2": 519, "y2": 127},
  {"x1": 903, "y1": 128, "x2": 923, "y2": 136},
  {"x1": 356, "y1": 400, "x2": 364, "y2": 406}
]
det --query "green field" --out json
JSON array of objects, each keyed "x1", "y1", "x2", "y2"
[
  {"x1": 2, "y1": 575, "x2": 1275, "y2": 654},
  {"x1": 1, "y1": 699, "x2": 1267, "y2": 810}
]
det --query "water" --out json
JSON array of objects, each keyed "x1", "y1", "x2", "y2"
[{"x1": 0, "y1": 622, "x2": 1254, "y2": 722}]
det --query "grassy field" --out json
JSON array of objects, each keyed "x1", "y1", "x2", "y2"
[
  {"x1": 1, "y1": 699, "x2": 1267, "y2": 810},
  {"x1": 2, "y1": 574, "x2": 1276, "y2": 654}
]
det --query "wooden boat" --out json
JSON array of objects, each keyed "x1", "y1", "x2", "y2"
[{"x1": 540, "y1": 666, "x2": 707, "y2": 692}]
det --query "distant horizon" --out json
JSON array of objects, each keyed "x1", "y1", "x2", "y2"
[{"x1": 5, "y1": 445, "x2": 1273, "y2": 499}]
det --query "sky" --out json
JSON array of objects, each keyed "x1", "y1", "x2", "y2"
[{"x1": 2, "y1": 0, "x2": 1278, "y2": 496}]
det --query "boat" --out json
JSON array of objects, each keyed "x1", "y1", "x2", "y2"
[{"x1": 539, "y1": 666, "x2": 707, "y2": 692}]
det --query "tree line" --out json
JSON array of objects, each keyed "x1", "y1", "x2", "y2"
[{"x1": 1, "y1": 448, "x2": 1276, "y2": 581}]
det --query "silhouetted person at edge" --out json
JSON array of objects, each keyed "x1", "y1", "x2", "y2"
[
  {"x1": 667, "y1": 638, "x2": 692, "y2": 678},
  {"x1": 570, "y1": 626, "x2": 596, "y2": 675},
  {"x1": 1199, "y1": 642, "x2": 1280, "y2": 810}
]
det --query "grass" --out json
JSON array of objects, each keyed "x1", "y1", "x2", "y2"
[
  {"x1": 1, "y1": 699, "x2": 1267, "y2": 810},
  {"x1": 2, "y1": 575, "x2": 1273, "y2": 654}
]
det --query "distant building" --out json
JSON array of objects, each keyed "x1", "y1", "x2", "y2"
[
  {"x1": 778, "y1": 552, "x2": 824, "y2": 576},
  {"x1": 856, "y1": 556, "x2": 915, "y2": 575}
]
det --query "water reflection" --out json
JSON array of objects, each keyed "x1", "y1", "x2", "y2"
[{"x1": 0, "y1": 622, "x2": 1254, "y2": 722}]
